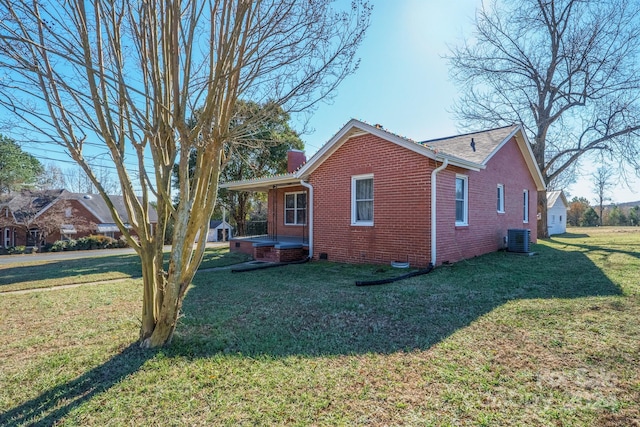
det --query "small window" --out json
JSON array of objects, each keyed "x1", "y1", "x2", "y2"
[
  {"x1": 65, "y1": 207, "x2": 72, "y2": 218},
  {"x1": 456, "y1": 175, "x2": 468, "y2": 225},
  {"x1": 284, "y1": 192, "x2": 307, "y2": 225},
  {"x1": 523, "y1": 189, "x2": 529, "y2": 223},
  {"x1": 497, "y1": 184, "x2": 505, "y2": 213},
  {"x1": 352, "y1": 174, "x2": 373, "y2": 226},
  {"x1": 551, "y1": 214, "x2": 556, "y2": 224}
]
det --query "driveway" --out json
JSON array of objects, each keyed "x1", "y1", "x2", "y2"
[{"x1": 0, "y1": 242, "x2": 227, "y2": 265}]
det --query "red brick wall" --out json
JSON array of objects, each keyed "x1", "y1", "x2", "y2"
[
  {"x1": 434, "y1": 136, "x2": 538, "y2": 265},
  {"x1": 230, "y1": 239, "x2": 254, "y2": 256},
  {"x1": 287, "y1": 150, "x2": 307, "y2": 173},
  {"x1": 305, "y1": 133, "x2": 538, "y2": 267},
  {"x1": 309, "y1": 134, "x2": 433, "y2": 267},
  {"x1": 267, "y1": 185, "x2": 310, "y2": 240}
]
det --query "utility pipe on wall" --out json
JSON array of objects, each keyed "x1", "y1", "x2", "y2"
[
  {"x1": 430, "y1": 158, "x2": 448, "y2": 266},
  {"x1": 300, "y1": 180, "x2": 314, "y2": 258}
]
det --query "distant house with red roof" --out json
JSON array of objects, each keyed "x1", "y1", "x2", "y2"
[
  {"x1": 0, "y1": 189, "x2": 157, "y2": 248},
  {"x1": 221, "y1": 119, "x2": 545, "y2": 267}
]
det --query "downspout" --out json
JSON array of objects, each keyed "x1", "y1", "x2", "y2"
[
  {"x1": 430, "y1": 158, "x2": 448, "y2": 266},
  {"x1": 300, "y1": 180, "x2": 313, "y2": 259}
]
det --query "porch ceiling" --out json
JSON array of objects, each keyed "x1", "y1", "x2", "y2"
[{"x1": 219, "y1": 175, "x2": 302, "y2": 192}]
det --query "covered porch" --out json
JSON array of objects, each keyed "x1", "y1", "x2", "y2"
[
  {"x1": 221, "y1": 173, "x2": 312, "y2": 263},
  {"x1": 230, "y1": 234, "x2": 309, "y2": 263}
]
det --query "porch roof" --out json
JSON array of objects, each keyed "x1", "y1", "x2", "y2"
[{"x1": 219, "y1": 174, "x2": 303, "y2": 192}]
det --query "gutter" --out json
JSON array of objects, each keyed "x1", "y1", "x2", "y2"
[
  {"x1": 300, "y1": 180, "x2": 313, "y2": 258},
  {"x1": 430, "y1": 158, "x2": 449, "y2": 266}
]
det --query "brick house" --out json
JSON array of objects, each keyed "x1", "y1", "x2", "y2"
[
  {"x1": 0, "y1": 189, "x2": 158, "y2": 248},
  {"x1": 221, "y1": 119, "x2": 545, "y2": 267}
]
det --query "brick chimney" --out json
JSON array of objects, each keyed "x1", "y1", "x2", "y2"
[{"x1": 287, "y1": 149, "x2": 306, "y2": 173}]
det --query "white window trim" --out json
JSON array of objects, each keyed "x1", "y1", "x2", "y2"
[
  {"x1": 284, "y1": 191, "x2": 306, "y2": 226},
  {"x1": 455, "y1": 174, "x2": 469, "y2": 226},
  {"x1": 523, "y1": 189, "x2": 529, "y2": 223},
  {"x1": 351, "y1": 174, "x2": 374, "y2": 226},
  {"x1": 497, "y1": 184, "x2": 505, "y2": 213}
]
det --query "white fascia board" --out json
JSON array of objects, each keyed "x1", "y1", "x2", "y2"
[
  {"x1": 219, "y1": 175, "x2": 302, "y2": 191},
  {"x1": 297, "y1": 119, "x2": 482, "y2": 178},
  {"x1": 513, "y1": 128, "x2": 546, "y2": 191}
]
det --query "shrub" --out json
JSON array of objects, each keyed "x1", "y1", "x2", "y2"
[
  {"x1": 8, "y1": 246, "x2": 26, "y2": 255},
  {"x1": 116, "y1": 236, "x2": 129, "y2": 248},
  {"x1": 49, "y1": 240, "x2": 68, "y2": 252},
  {"x1": 76, "y1": 234, "x2": 117, "y2": 250}
]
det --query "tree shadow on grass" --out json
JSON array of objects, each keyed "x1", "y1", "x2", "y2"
[
  {"x1": 0, "y1": 242, "x2": 625, "y2": 425},
  {"x1": 0, "y1": 344, "x2": 154, "y2": 427},
  {"x1": 551, "y1": 232, "x2": 591, "y2": 238},
  {"x1": 549, "y1": 233, "x2": 640, "y2": 259},
  {"x1": 0, "y1": 254, "x2": 142, "y2": 289},
  {"x1": 176, "y1": 242, "x2": 624, "y2": 358}
]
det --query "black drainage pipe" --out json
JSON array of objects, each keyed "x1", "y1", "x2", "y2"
[
  {"x1": 231, "y1": 257, "x2": 310, "y2": 273},
  {"x1": 355, "y1": 263, "x2": 434, "y2": 286}
]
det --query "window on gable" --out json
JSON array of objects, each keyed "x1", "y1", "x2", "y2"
[
  {"x1": 523, "y1": 189, "x2": 529, "y2": 223},
  {"x1": 497, "y1": 184, "x2": 505, "y2": 213},
  {"x1": 284, "y1": 192, "x2": 307, "y2": 225},
  {"x1": 352, "y1": 174, "x2": 373, "y2": 225},
  {"x1": 456, "y1": 175, "x2": 468, "y2": 225}
]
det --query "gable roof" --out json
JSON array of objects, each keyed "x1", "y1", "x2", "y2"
[
  {"x1": 296, "y1": 119, "x2": 483, "y2": 179},
  {"x1": 2, "y1": 189, "x2": 158, "y2": 224},
  {"x1": 61, "y1": 191, "x2": 158, "y2": 223},
  {"x1": 422, "y1": 125, "x2": 519, "y2": 165},
  {"x1": 2, "y1": 189, "x2": 64, "y2": 223},
  {"x1": 220, "y1": 119, "x2": 546, "y2": 191},
  {"x1": 209, "y1": 219, "x2": 232, "y2": 229},
  {"x1": 547, "y1": 190, "x2": 568, "y2": 208}
]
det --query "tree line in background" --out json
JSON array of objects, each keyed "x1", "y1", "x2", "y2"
[
  {"x1": 1, "y1": 133, "x2": 121, "y2": 195},
  {"x1": 567, "y1": 197, "x2": 640, "y2": 227}
]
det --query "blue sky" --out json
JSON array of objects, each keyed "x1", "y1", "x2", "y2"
[
  {"x1": 15, "y1": 0, "x2": 638, "y2": 203},
  {"x1": 300, "y1": 0, "x2": 639, "y2": 204}
]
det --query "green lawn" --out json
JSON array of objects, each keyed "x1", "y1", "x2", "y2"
[
  {"x1": 1, "y1": 228, "x2": 639, "y2": 426},
  {"x1": 0, "y1": 247, "x2": 250, "y2": 293}
]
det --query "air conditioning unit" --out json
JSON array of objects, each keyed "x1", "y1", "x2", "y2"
[{"x1": 507, "y1": 229, "x2": 530, "y2": 253}]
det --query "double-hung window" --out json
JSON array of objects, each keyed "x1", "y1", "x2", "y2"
[
  {"x1": 352, "y1": 174, "x2": 373, "y2": 226},
  {"x1": 285, "y1": 192, "x2": 306, "y2": 225},
  {"x1": 523, "y1": 189, "x2": 529, "y2": 223},
  {"x1": 455, "y1": 175, "x2": 468, "y2": 226},
  {"x1": 497, "y1": 184, "x2": 505, "y2": 213}
]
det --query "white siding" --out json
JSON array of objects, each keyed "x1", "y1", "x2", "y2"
[{"x1": 547, "y1": 200, "x2": 567, "y2": 235}]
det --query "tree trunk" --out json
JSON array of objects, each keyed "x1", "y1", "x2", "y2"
[{"x1": 537, "y1": 190, "x2": 549, "y2": 239}]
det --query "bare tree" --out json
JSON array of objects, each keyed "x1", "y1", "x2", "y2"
[
  {"x1": 448, "y1": 0, "x2": 640, "y2": 238},
  {"x1": 65, "y1": 164, "x2": 121, "y2": 195},
  {"x1": 37, "y1": 162, "x2": 66, "y2": 190},
  {"x1": 0, "y1": 0, "x2": 371, "y2": 347},
  {"x1": 592, "y1": 166, "x2": 615, "y2": 225}
]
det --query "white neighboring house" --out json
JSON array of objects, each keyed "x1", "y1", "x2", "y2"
[
  {"x1": 195, "y1": 220, "x2": 233, "y2": 243},
  {"x1": 547, "y1": 190, "x2": 568, "y2": 235}
]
